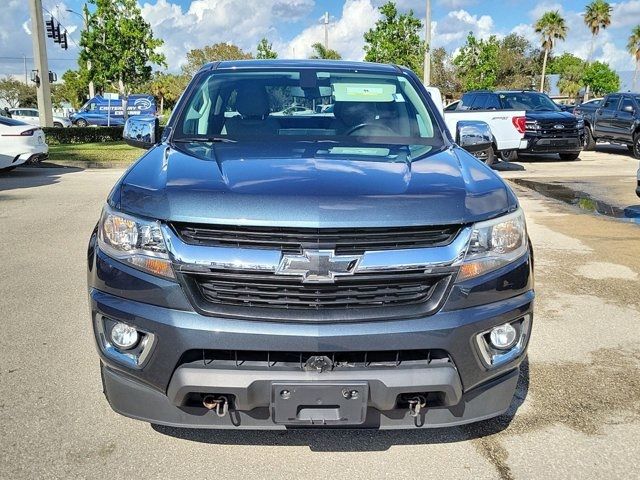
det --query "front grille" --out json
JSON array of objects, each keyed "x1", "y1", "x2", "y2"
[
  {"x1": 537, "y1": 121, "x2": 579, "y2": 138},
  {"x1": 171, "y1": 223, "x2": 461, "y2": 253},
  {"x1": 189, "y1": 269, "x2": 448, "y2": 310},
  {"x1": 179, "y1": 348, "x2": 452, "y2": 371}
]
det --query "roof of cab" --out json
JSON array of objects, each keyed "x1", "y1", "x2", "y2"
[{"x1": 198, "y1": 59, "x2": 402, "y2": 74}]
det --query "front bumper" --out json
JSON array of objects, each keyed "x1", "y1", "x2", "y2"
[
  {"x1": 88, "y1": 242, "x2": 534, "y2": 429},
  {"x1": 523, "y1": 132, "x2": 583, "y2": 154}
]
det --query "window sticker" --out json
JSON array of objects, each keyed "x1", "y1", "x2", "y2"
[{"x1": 333, "y1": 83, "x2": 396, "y2": 102}]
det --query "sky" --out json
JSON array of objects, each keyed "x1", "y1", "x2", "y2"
[{"x1": 1, "y1": 0, "x2": 639, "y2": 81}]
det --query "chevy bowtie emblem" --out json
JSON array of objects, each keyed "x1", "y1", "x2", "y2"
[{"x1": 275, "y1": 249, "x2": 362, "y2": 283}]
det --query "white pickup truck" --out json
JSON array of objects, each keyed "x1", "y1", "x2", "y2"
[{"x1": 426, "y1": 87, "x2": 527, "y2": 165}]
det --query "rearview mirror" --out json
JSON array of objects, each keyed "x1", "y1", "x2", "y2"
[
  {"x1": 123, "y1": 115, "x2": 159, "y2": 149},
  {"x1": 456, "y1": 120, "x2": 493, "y2": 156}
]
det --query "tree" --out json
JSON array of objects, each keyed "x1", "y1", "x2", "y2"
[
  {"x1": 628, "y1": 25, "x2": 640, "y2": 90},
  {"x1": 139, "y1": 72, "x2": 187, "y2": 115},
  {"x1": 256, "y1": 38, "x2": 278, "y2": 59},
  {"x1": 583, "y1": 0, "x2": 612, "y2": 100},
  {"x1": 0, "y1": 77, "x2": 37, "y2": 108},
  {"x1": 535, "y1": 10, "x2": 568, "y2": 92},
  {"x1": 453, "y1": 33, "x2": 500, "y2": 91},
  {"x1": 53, "y1": 69, "x2": 96, "y2": 108},
  {"x1": 309, "y1": 42, "x2": 342, "y2": 60},
  {"x1": 495, "y1": 34, "x2": 542, "y2": 90},
  {"x1": 363, "y1": 2, "x2": 425, "y2": 77},
  {"x1": 430, "y1": 47, "x2": 460, "y2": 96},
  {"x1": 548, "y1": 53, "x2": 587, "y2": 97},
  {"x1": 182, "y1": 43, "x2": 253, "y2": 77},
  {"x1": 582, "y1": 61, "x2": 620, "y2": 95},
  {"x1": 80, "y1": 0, "x2": 166, "y2": 119}
]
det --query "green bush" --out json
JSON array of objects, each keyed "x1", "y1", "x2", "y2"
[{"x1": 42, "y1": 126, "x2": 125, "y2": 145}]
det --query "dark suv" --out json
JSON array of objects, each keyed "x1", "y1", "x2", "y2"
[
  {"x1": 458, "y1": 90, "x2": 584, "y2": 161},
  {"x1": 88, "y1": 60, "x2": 534, "y2": 429}
]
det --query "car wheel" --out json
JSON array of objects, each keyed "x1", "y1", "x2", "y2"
[
  {"x1": 633, "y1": 133, "x2": 640, "y2": 159},
  {"x1": 559, "y1": 152, "x2": 581, "y2": 161},
  {"x1": 53, "y1": 122, "x2": 63, "y2": 128},
  {"x1": 501, "y1": 150, "x2": 518, "y2": 162},
  {"x1": 76, "y1": 119, "x2": 88, "y2": 127},
  {"x1": 583, "y1": 126, "x2": 596, "y2": 150}
]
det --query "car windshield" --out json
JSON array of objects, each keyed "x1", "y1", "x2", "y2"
[
  {"x1": 498, "y1": 92, "x2": 560, "y2": 112},
  {"x1": 0, "y1": 117, "x2": 29, "y2": 126},
  {"x1": 172, "y1": 69, "x2": 446, "y2": 161}
]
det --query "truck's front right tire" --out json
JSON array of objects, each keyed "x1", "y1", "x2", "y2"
[
  {"x1": 583, "y1": 125, "x2": 596, "y2": 150},
  {"x1": 75, "y1": 119, "x2": 88, "y2": 127}
]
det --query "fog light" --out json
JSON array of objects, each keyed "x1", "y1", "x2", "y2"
[
  {"x1": 110, "y1": 322, "x2": 139, "y2": 350},
  {"x1": 489, "y1": 323, "x2": 517, "y2": 350}
]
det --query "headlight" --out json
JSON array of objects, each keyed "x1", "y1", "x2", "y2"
[
  {"x1": 97, "y1": 204, "x2": 175, "y2": 279},
  {"x1": 457, "y1": 209, "x2": 527, "y2": 281}
]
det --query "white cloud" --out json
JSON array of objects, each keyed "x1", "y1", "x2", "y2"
[
  {"x1": 287, "y1": 0, "x2": 380, "y2": 60},
  {"x1": 611, "y1": 0, "x2": 640, "y2": 28},
  {"x1": 432, "y1": 9, "x2": 495, "y2": 48}
]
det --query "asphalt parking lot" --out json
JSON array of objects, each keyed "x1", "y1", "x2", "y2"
[{"x1": 1, "y1": 147, "x2": 639, "y2": 479}]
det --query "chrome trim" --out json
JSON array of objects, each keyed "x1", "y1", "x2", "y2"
[
  {"x1": 475, "y1": 315, "x2": 531, "y2": 369},
  {"x1": 162, "y1": 224, "x2": 472, "y2": 273},
  {"x1": 275, "y1": 249, "x2": 362, "y2": 283},
  {"x1": 95, "y1": 315, "x2": 155, "y2": 369}
]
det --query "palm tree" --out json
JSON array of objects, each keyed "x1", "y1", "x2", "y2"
[
  {"x1": 629, "y1": 25, "x2": 640, "y2": 90},
  {"x1": 583, "y1": 1, "x2": 612, "y2": 99},
  {"x1": 309, "y1": 43, "x2": 342, "y2": 60},
  {"x1": 535, "y1": 11, "x2": 568, "y2": 92}
]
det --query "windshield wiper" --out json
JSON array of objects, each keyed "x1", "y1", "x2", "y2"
[{"x1": 172, "y1": 136, "x2": 237, "y2": 143}]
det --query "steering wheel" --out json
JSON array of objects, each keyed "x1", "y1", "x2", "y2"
[{"x1": 345, "y1": 123, "x2": 397, "y2": 136}]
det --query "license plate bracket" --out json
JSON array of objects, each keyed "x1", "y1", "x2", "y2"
[{"x1": 271, "y1": 382, "x2": 368, "y2": 425}]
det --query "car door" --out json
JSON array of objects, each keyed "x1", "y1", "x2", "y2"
[
  {"x1": 25, "y1": 109, "x2": 41, "y2": 126},
  {"x1": 594, "y1": 95, "x2": 620, "y2": 136},
  {"x1": 612, "y1": 96, "x2": 636, "y2": 141},
  {"x1": 10, "y1": 109, "x2": 29, "y2": 124}
]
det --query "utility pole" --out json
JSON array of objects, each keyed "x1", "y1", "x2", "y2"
[
  {"x1": 323, "y1": 12, "x2": 329, "y2": 49},
  {"x1": 28, "y1": 0, "x2": 53, "y2": 127},
  {"x1": 423, "y1": 0, "x2": 431, "y2": 85},
  {"x1": 23, "y1": 55, "x2": 28, "y2": 85}
]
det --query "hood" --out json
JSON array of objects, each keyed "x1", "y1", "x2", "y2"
[
  {"x1": 526, "y1": 110, "x2": 577, "y2": 123},
  {"x1": 114, "y1": 144, "x2": 517, "y2": 228}
]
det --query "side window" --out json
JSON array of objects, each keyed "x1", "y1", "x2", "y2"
[
  {"x1": 28, "y1": 110, "x2": 38, "y2": 117},
  {"x1": 602, "y1": 95, "x2": 620, "y2": 111},
  {"x1": 471, "y1": 94, "x2": 488, "y2": 110},
  {"x1": 485, "y1": 94, "x2": 500, "y2": 110},
  {"x1": 88, "y1": 103, "x2": 97, "y2": 111},
  {"x1": 619, "y1": 97, "x2": 634, "y2": 113},
  {"x1": 459, "y1": 93, "x2": 475, "y2": 111}
]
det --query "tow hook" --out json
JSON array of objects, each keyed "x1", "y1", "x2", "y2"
[
  {"x1": 202, "y1": 395, "x2": 229, "y2": 417},
  {"x1": 407, "y1": 395, "x2": 427, "y2": 417}
]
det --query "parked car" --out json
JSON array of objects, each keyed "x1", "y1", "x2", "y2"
[
  {"x1": 573, "y1": 92, "x2": 640, "y2": 157},
  {"x1": 0, "y1": 116, "x2": 48, "y2": 171},
  {"x1": 89, "y1": 60, "x2": 534, "y2": 430},
  {"x1": 435, "y1": 90, "x2": 527, "y2": 165},
  {"x1": 9, "y1": 108, "x2": 71, "y2": 128},
  {"x1": 70, "y1": 94, "x2": 156, "y2": 127},
  {"x1": 444, "y1": 100, "x2": 460, "y2": 111},
  {"x1": 455, "y1": 90, "x2": 584, "y2": 161}
]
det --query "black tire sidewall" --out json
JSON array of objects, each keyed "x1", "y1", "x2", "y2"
[
  {"x1": 583, "y1": 126, "x2": 596, "y2": 150},
  {"x1": 634, "y1": 134, "x2": 640, "y2": 159},
  {"x1": 76, "y1": 119, "x2": 88, "y2": 127}
]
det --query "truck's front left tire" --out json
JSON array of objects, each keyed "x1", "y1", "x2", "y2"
[
  {"x1": 559, "y1": 152, "x2": 581, "y2": 161},
  {"x1": 583, "y1": 125, "x2": 596, "y2": 151}
]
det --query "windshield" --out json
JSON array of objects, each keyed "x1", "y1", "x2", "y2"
[
  {"x1": 498, "y1": 92, "x2": 560, "y2": 112},
  {"x1": 172, "y1": 69, "x2": 445, "y2": 160}
]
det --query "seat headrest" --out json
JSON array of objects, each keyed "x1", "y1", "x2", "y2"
[
  {"x1": 333, "y1": 102, "x2": 375, "y2": 127},
  {"x1": 235, "y1": 84, "x2": 271, "y2": 118}
]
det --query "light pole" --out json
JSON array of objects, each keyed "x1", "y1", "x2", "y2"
[
  {"x1": 28, "y1": 0, "x2": 53, "y2": 127},
  {"x1": 423, "y1": 0, "x2": 431, "y2": 85},
  {"x1": 66, "y1": 8, "x2": 94, "y2": 99}
]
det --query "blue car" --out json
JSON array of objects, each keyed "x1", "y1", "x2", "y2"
[
  {"x1": 87, "y1": 60, "x2": 534, "y2": 429},
  {"x1": 71, "y1": 94, "x2": 155, "y2": 127}
]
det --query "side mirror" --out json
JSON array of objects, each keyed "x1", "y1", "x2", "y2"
[
  {"x1": 623, "y1": 104, "x2": 635, "y2": 114},
  {"x1": 123, "y1": 115, "x2": 159, "y2": 149},
  {"x1": 456, "y1": 120, "x2": 493, "y2": 156}
]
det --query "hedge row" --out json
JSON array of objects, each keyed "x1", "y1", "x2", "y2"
[{"x1": 42, "y1": 126, "x2": 125, "y2": 145}]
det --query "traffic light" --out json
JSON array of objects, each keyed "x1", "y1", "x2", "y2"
[
  {"x1": 53, "y1": 23, "x2": 61, "y2": 43},
  {"x1": 45, "y1": 18, "x2": 55, "y2": 38},
  {"x1": 59, "y1": 31, "x2": 68, "y2": 50}
]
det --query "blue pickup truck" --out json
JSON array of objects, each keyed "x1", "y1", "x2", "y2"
[
  {"x1": 70, "y1": 94, "x2": 155, "y2": 127},
  {"x1": 88, "y1": 60, "x2": 534, "y2": 429}
]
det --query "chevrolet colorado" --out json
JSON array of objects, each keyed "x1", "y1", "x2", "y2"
[{"x1": 88, "y1": 60, "x2": 534, "y2": 429}]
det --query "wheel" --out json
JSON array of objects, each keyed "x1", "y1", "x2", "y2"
[
  {"x1": 559, "y1": 152, "x2": 580, "y2": 161},
  {"x1": 75, "y1": 118, "x2": 88, "y2": 127},
  {"x1": 53, "y1": 122, "x2": 63, "y2": 128},
  {"x1": 633, "y1": 133, "x2": 640, "y2": 159},
  {"x1": 628, "y1": 144, "x2": 635, "y2": 153},
  {"x1": 501, "y1": 150, "x2": 518, "y2": 162},
  {"x1": 583, "y1": 125, "x2": 596, "y2": 150}
]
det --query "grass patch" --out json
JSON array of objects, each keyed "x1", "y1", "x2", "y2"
[{"x1": 48, "y1": 141, "x2": 142, "y2": 164}]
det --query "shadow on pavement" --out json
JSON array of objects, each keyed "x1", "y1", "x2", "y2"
[
  {"x1": 0, "y1": 165, "x2": 84, "y2": 194},
  {"x1": 152, "y1": 359, "x2": 530, "y2": 452}
]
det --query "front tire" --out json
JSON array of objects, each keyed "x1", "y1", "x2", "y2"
[
  {"x1": 583, "y1": 125, "x2": 596, "y2": 150},
  {"x1": 633, "y1": 133, "x2": 640, "y2": 159},
  {"x1": 53, "y1": 122, "x2": 63, "y2": 128},
  {"x1": 501, "y1": 150, "x2": 519, "y2": 162},
  {"x1": 75, "y1": 119, "x2": 88, "y2": 127},
  {"x1": 559, "y1": 152, "x2": 580, "y2": 161}
]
